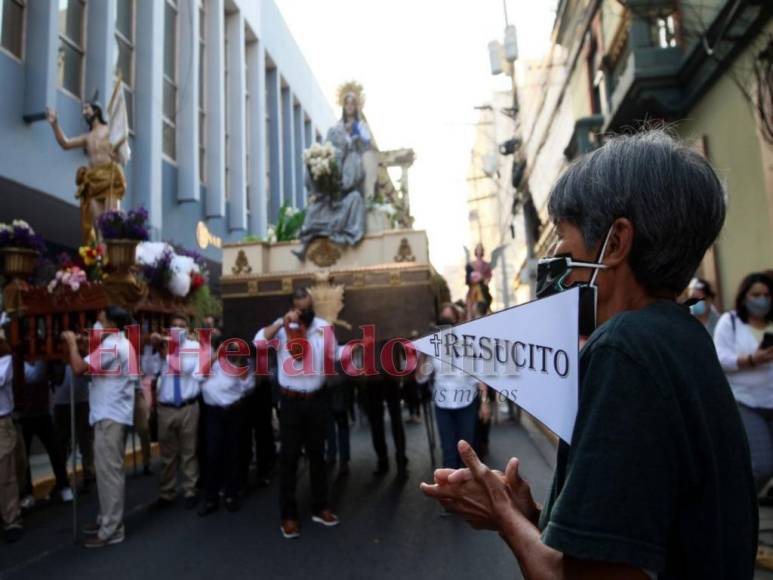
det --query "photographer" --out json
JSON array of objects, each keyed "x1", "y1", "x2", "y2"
[{"x1": 254, "y1": 287, "x2": 339, "y2": 539}]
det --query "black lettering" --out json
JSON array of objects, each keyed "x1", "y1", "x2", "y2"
[
  {"x1": 538, "y1": 345, "x2": 553, "y2": 373},
  {"x1": 528, "y1": 343, "x2": 535, "y2": 370},
  {"x1": 461, "y1": 334, "x2": 476, "y2": 359},
  {"x1": 479, "y1": 336, "x2": 493, "y2": 361},
  {"x1": 494, "y1": 338, "x2": 509, "y2": 364},
  {"x1": 513, "y1": 341, "x2": 527, "y2": 368},
  {"x1": 444, "y1": 333, "x2": 460, "y2": 358},
  {"x1": 554, "y1": 350, "x2": 570, "y2": 378}
]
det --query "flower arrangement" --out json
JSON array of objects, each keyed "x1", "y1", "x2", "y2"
[
  {"x1": 78, "y1": 242, "x2": 107, "y2": 281},
  {"x1": 136, "y1": 242, "x2": 208, "y2": 298},
  {"x1": 0, "y1": 220, "x2": 46, "y2": 253},
  {"x1": 97, "y1": 207, "x2": 150, "y2": 241},
  {"x1": 47, "y1": 265, "x2": 87, "y2": 293},
  {"x1": 303, "y1": 141, "x2": 340, "y2": 197}
]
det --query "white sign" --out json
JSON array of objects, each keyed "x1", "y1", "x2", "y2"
[{"x1": 412, "y1": 288, "x2": 580, "y2": 443}]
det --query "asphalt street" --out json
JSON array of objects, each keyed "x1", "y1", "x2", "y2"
[{"x1": 0, "y1": 414, "x2": 555, "y2": 580}]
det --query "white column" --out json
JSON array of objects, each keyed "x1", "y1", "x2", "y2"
[
  {"x1": 247, "y1": 40, "x2": 267, "y2": 237},
  {"x1": 266, "y1": 67, "x2": 282, "y2": 222},
  {"x1": 303, "y1": 117, "x2": 312, "y2": 202},
  {"x1": 134, "y1": 0, "x2": 164, "y2": 237},
  {"x1": 23, "y1": 0, "x2": 59, "y2": 121},
  {"x1": 281, "y1": 86, "x2": 295, "y2": 208},
  {"x1": 85, "y1": 0, "x2": 116, "y2": 109},
  {"x1": 177, "y1": 0, "x2": 199, "y2": 202},
  {"x1": 226, "y1": 11, "x2": 247, "y2": 233},
  {"x1": 293, "y1": 103, "x2": 304, "y2": 207},
  {"x1": 205, "y1": 0, "x2": 225, "y2": 218}
]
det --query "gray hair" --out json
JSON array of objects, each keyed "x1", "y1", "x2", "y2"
[{"x1": 547, "y1": 130, "x2": 727, "y2": 294}]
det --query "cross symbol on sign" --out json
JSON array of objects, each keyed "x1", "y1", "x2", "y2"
[{"x1": 429, "y1": 333, "x2": 442, "y2": 357}]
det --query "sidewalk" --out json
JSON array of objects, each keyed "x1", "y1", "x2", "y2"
[{"x1": 28, "y1": 437, "x2": 159, "y2": 499}]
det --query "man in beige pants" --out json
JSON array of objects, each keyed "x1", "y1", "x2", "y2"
[
  {"x1": 62, "y1": 306, "x2": 137, "y2": 548},
  {"x1": 0, "y1": 331, "x2": 23, "y2": 543},
  {"x1": 150, "y1": 314, "x2": 203, "y2": 511}
]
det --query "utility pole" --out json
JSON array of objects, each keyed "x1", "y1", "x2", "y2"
[{"x1": 490, "y1": 5, "x2": 539, "y2": 300}]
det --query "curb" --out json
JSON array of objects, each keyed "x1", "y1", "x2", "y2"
[{"x1": 31, "y1": 442, "x2": 160, "y2": 499}]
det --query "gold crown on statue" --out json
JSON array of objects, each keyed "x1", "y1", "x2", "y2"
[{"x1": 336, "y1": 80, "x2": 365, "y2": 109}]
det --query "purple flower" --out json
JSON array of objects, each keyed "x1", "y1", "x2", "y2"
[{"x1": 97, "y1": 207, "x2": 150, "y2": 241}]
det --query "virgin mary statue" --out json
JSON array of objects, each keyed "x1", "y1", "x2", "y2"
[{"x1": 292, "y1": 88, "x2": 370, "y2": 260}]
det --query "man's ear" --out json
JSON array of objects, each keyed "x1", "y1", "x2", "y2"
[{"x1": 603, "y1": 218, "x2": 634, "y2": 268}]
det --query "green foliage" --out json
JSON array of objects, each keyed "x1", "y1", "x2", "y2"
[
  {"x1": 273, "y1": 204, "x2": 306, "y2": 242},
  {"x1": 188, "y1": 284, "x2": 222, "y2": 328}
]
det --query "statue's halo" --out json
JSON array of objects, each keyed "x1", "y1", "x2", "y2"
[{"x1": 336, "y1": 80, "x2": 365, "y2": 109}]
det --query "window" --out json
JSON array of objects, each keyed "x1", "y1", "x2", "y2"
[
  {"x1": 654, "y1": 14, "x2": 677, "y2": 49},
  {"x1": 162, "y1": 0, "x2": 177, "y2": 160},
  {"x1": 0, "y1": 0, "x2": 24, "y2": 59},
  {"x1": 114, "y1": 0, "x2": 134, "y2": 129},
  {"x1": 57, "y1": 0, "x2": 86, "y2": 98},
  {"x1": 198, "y1": 0, "x2": 205, "y2": 182}
]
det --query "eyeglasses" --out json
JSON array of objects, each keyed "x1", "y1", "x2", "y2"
[{"x1": 536, "y1": 254, "x2": 607, "y2": 292}]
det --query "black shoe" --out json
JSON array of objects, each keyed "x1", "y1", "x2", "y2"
[
  {"x1": 184, "y1": 496, "x2": 199, "y2": 510},
  {"x1": 225, "y1": 497, "x2": 240, "y2": 513},
  {"x1": 149, "y1": 497, "x2": 175, "y2": 511},
  {"x1": 4, "y1": 525, "x2": 23, "y2": 544},
  {"x1": 373, "y1": 461, "x2": 389, "y2": 476},
  {"x1": 396, "y1": 465, "x2": 409, "y2": 481},
  {"x1": 198, "y1": 501, "x2": 218, "y2": 517}
]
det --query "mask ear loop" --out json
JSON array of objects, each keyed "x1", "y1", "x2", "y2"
[{"x1": 589, "y1": 226, "x2": 614, "y2": 288}]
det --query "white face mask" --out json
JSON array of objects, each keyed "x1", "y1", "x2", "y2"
[{"x1": 93, "y1": 321, "x2": 103, "y2": 331}]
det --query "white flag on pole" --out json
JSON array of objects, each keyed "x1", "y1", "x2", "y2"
[
  {"x1": 108, "y1": 76, "x2": 131, "y2": 166},
  {"x1": 412, "y1": 288, "x2": 580, "y2": 443}
]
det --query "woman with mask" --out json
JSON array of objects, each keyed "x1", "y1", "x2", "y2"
[
  {"x1": 415, "y1": 304, "x2": 490, "y2": 481},
  {"x1": 714, "y1": 272, "x2": 773, "y2": 492},
  {"x1": 687, "y1": 277, "x2": 721, "y2": 336}
]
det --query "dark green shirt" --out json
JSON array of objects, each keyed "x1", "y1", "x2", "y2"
[{"x1": 539, "y1": 300, "x2": 757, "y2": 578}]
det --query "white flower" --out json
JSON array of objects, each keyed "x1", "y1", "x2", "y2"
[
  {"x1": 11, "y1": 219, "x2": 31, "y2": 231},
  {"x1": 266, "y1": 226, "x2": 277, "y2": 244},
  {"x1": 47, "y1": 280, "x2": 57, "y2": 293},
  {"x1": 71, "y1": 282, "x2": 80, "y2": 292},
  {"x1": 0, "y1": 223, "x2": 11, "y2": 233}
]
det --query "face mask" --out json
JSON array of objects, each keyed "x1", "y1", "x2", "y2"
[
  {"x1": 437, "y1": 317, "x2": 455, "y2": 327},
  {"x1": 746, "y1": 296, "x2": 771, "y2": 318},
  {"x1": 535, "y1": 227, "x2": 613, "y2": 336},
  {"x1": 93, "y1": 321, "x2": 103, "y2": 331},
  {"x1": 300, "y1": 308, "x2": 315, "y2": 327},
  {"x1": 689, "y1": 301, "x2": 707, "y2": 317}
]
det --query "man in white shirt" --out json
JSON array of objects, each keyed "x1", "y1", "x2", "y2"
[
  {"x1": 0, "y1": 328, "x2": 23, "y2": 543},
  {"x1": 62, "y1": 306, "x2": 137, "y2": 548},
  {"x1": 199, "y1": 338, "x2": 248, "y2": 516},
  {"x1": 254, "y1": 287, "x2": 340, "y2": 539},
  {"x1": 150, "y1": 313, "x2": 203, "y2": 511}
]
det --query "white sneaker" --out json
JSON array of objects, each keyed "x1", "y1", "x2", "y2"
[
  {"x1": 60, "y1": 487, "x2": 74, "y2": 502},
  {"x1": 19, "y1": 495, "x2": 35, "y2": 510}
]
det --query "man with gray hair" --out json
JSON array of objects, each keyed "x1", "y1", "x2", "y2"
[{"x1": 422, "y1": 130, "x2": 757, "y2": 579}]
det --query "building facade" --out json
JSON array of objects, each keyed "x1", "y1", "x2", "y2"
[
  {"x1": 466, "y1": 92, "x2": 519, "y2": 310},
  {"x1": 0, "y1": 0, "x2": 334, "y2": 268},
  {"x1": 511, "y1": 0, "x2": 772, "y2": 308}
]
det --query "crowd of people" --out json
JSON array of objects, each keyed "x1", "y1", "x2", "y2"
[{"x1": 0, "y1": 287, "x2": 510, "y2": 546}]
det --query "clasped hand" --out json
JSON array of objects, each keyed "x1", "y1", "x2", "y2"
[{"x1": 420, "y1": 440, "x2": 541, "y2": 532}]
